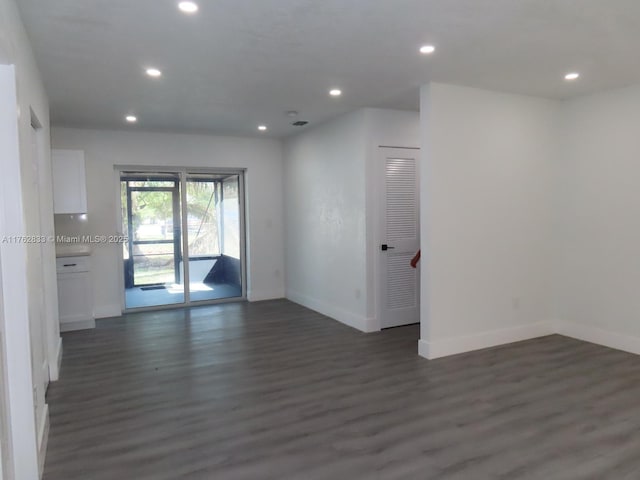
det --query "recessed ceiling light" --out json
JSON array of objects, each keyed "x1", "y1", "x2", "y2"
[
  {"x1": 125, "y1": 115, "x2": 137, "y2": 123},
  {"x1": 258, "y1": 125, "x2": 267, "y2": 131},
  {"x1": 565, "y1": 72, "x2": 580, "y2": 81},
  {"x1": 178, "y1": 1, "x2": 199, "y2": 13},
  {"x1": 145, "y1": 68, "x2": 162, "y2": 78},
  {"x1": 419, "y1": 45, "x2": 436, "y2": 54},
  {"x1": 329, "y1": 89, "x2": 342, "y2": 97}
]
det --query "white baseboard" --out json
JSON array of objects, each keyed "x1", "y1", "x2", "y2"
[
  {"x1": 364, "y1": 317, "x2": 379, "y2": 332},
  {"x1": 555, "y1": 320, "x2": 640, "y2": 356},
  {"x1": 38, "y1": 403, "x2": 49, "y2": 477},
  {"x1": 247, "y1": 289, "x2": 285, "y2": 302},
  {"x1": 418, "y1": 338, "x2": 430, "y2": 359},
  {"x1": 287, "y1": 289, "x2": 378, "y2": 333},
  {"x1": 93, "y1": 304, "x2": 121, "y2": 319},
  {"x1": 418, "y1": 320, "x2": 640, "y2": 360},
  {"x1": 60, "y1": 319, "x2": 95, "y2": 332},
  {"x1": 419, "y1": 321, "x2": 554, "y2": 360},
  {"x1": 49, "y1": 337, "x2": 63, "y2": 382}
]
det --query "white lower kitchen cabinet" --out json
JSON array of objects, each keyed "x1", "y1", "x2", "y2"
[{"x1": 56, "y1": 255, "x2": 95, "y2": 331}]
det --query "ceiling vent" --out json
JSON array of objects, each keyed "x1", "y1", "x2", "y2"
[{"x1": 291, "y1": 120, "x2": 309, "y2": 127}]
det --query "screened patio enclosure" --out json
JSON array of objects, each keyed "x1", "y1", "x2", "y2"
[{"x1": 120, "y1": 170, "x2": 245, "y2": 309}]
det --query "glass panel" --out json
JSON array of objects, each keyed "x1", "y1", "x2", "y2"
[
  {"x1": 132, "y1": 244, "x2": 175, "y2": 285},
  {"x1": 185, "y1": 174, "x2": 242, "y2": 302},
  {"x1": 222, "y1": 176, "x2": 240, "y2": 259},
  {"x1": 121, "y1": 181, "x2": 129, "y2": 261},
  {"x1": 186, "y1": 179, "x2": 220, "y2": 256},
  {"x1": 121, "y1": 172, "x2": 184, "y2": 309},
  {"x1": 131, "y1": 190, "x2": 175, "y2": 243}
]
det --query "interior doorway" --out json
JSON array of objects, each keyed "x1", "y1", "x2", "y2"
[
  {"x1": 119, "y1": 169, "x2": 245, "y2": 310},
  {"x1": 377, "y1": 147, "x2": 420, "y2": 329}
]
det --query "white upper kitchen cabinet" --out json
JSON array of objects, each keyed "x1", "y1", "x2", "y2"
[{"x1": 51, "y1": 149, "x2": 87, "y2": 214}]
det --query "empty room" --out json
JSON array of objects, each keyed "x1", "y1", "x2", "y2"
[{"x1": 2, "y1": 1, "x2": 640, "y2": 479}]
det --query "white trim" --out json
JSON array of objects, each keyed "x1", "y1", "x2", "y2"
[
  {"x1": 287, "y1": 289, "x2": 378, "y2": 333},
  {"x1": 48, "y1": 338, "x2": 62, "y2": 382},
  {"x1": 37, "y1": 404, "x2": 49, "y2": 477},
  {"x1": 41, "y1": 362, "x2": 48, "y2": 390},
  {"x1": 0, "y1": 330, "x2": 10, "y2": 480},
  {"x1": 247, "y1": 290, "x2": 285, "y2": 302},
  {"x1": 364, "y1": 317, "x2": 380, "y2": 333},
  {"x1": 93, "y1": 304, "x2": 122, "y2": 319},
  {"x1": 60, "y1": 319, "x2": 96, "y2": 333},
  {"x1": 555, "y1": 321, "x2": 640, "y2": 356},
  {"x1": 418, "y1": 320, "x2": 640, "y2": 361},
  {"x1": 418, "y1": 322, "x2": 554, "y2": 360},
  {"x1": 0, "y1": 64, "x2": 40, "y2": 480},
  {"x1": 417, "y1": 338, "x2": 430, "y2": 359}
]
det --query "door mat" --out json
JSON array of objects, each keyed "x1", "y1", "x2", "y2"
[{"x1": 140, "y1": 285, "x2": 167, "y2": 291}]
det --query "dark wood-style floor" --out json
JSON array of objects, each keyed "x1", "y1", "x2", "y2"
[{"x1": 44, "y1": 300, "x2": 640, "y2": 480}]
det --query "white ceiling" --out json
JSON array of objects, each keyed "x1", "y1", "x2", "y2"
[{"x1": 16, "y1": 0, "x2": 640, "y2": 137}]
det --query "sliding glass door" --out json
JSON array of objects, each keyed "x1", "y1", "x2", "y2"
[
  {"x1": 120, "y1": 170, "x2": 245, "y2": 310},
  {"x1": 122, "y1": 174, "x2": 184, "y2": 308},
  {"x1": 185, "y1": 174, "x2": 242, "y2": 302}
]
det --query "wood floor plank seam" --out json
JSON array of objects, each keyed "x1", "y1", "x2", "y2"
[{"x1": 44, "y1": 300, "x2": 640, "y2": 480}]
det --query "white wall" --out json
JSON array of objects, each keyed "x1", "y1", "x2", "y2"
[
  {"x1": 0, "y1": 0, "x2": 55, "y2": 476},
  {"x1": 51, "y1": 127, "x2": 285, "y2": 315},
  {"x1": 555, "y1": 84, "x2": 640, "y2": 352},
  {"x1": 419, "y1": 83, "x2": 559, "y2": 359},
  {"x1": 284, "y1": 110, "x2": 370, "y2": 330},
  {"x1": 284, "y1": 108, "x2": 419, "y2": 331}
]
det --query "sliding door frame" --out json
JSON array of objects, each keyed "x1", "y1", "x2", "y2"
[
  {"x1": 123, "y1": 181, "x2": 182, "y2": 287},
  {"x1": 114, "y1": 165, "x2": 247, "y2": 313}
]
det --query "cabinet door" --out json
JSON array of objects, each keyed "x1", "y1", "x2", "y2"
[
  {"x1": 57, "y1": 272, "x2": 93, "y2": 323},
  {"x1": 51, "y1": 149, "x2": 87, "y2": 214}
]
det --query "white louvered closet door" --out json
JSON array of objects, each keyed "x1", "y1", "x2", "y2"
[{"x1": 379, "y1": 148, "x2": 420, "y2": 329}]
